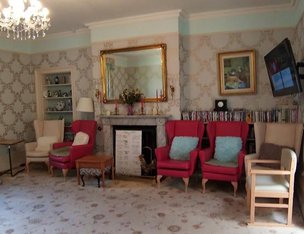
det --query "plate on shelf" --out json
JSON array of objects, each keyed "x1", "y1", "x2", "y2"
[
  {"x1": 56, "y1": 101, "x2": 65, "y2": 111},
  {"x1": 43, "y1": 90, "x2": 48, "y2": 98}
]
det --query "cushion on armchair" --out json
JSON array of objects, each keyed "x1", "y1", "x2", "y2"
[
  {"x1": 49, "y1": 146, "x2": 71, "y2": 157},
  {"x1": 72, "y1": 131, "x2": 89, "y2": 146},
  {"x1": 35, "y1": 136, "x2": 58, "y2": 152},
  {"x1": 258, "y1": 143, "x2": 283, "y2": 169},
  {"x1": 169, "y1": 136, "x2": 199, "y2": 160},
  {"x1": 214, "y1": 136, "x2": 242, "y2": 162}
]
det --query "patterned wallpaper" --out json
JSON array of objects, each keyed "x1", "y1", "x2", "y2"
[
  {"x1": 0, "y1": 19, "x2": 303, "y2": 171},
  {"x1": 0, "y1": 47, "x2": 93, "y2": 171},
  {"x1": 180, "y1": 28, "x2": 296, "y2": 111}
]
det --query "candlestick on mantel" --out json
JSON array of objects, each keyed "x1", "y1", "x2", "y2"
[
  {"x1": 140, "y1": 97, "x2": 145, "y2": 115},
  {"x1": 114, "y1": 99, "x2": 118, "y2": 115}
]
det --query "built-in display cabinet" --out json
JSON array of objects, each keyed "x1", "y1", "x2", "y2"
[{"x1": 35, "y1": 67, "x2": 76, "y2": 141}]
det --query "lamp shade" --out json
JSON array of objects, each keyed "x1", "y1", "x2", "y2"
[{"x1": 76, "y1": 97, "x2": 94, "y2": 112}]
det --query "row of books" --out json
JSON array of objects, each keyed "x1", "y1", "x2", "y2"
[{"x1": 181, "y1": 108, "x2": 300, "y2": 123}]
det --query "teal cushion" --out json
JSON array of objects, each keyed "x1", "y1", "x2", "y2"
[
  {"x1": 169, "y1": 136, "x2": 199, "y2": 160},
  {"x1": 214, "y1": 137, "x2": 242, "y2": 162},
  {"x1": 50, "y1": 146, "x2": 71, "y2": 157}
]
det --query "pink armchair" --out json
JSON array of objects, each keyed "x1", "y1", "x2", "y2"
[
  {"x1": 155, "y1": 120, "x2": 204, "y2": 192},
  {"x1": 199, "y1": 121, "x2": 249, "y2": 196},
  {"x1": 49, "y1": 120, "x2": 97, "y2": 179}
]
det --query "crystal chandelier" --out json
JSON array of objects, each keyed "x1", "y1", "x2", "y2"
[{"x1": 0, "y1": 0, "x2": 50, "y2": 40}]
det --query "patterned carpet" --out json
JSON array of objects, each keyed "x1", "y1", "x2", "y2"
[{"x1": 0, "y1": 168, "x2": 304, "y2": 234}]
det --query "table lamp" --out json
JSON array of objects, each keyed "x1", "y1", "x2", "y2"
[{"x1": 77, "y1": 97, "x2": 94, "y2": 119}]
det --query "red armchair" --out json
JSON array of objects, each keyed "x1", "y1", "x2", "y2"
[
  {"x1": 199, "y1": 121, "x2": 249, "y2": 196},
  {"x1": 155, "y1": 120, "x2": 204, "y2": 192},
  {"x1": 49, "y1": 120, "x2": 97, "y2": 179}
]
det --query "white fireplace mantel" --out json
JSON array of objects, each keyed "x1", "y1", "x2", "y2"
[{"x1": 99, "y1": 115, "x2": 170, "y2": 155}]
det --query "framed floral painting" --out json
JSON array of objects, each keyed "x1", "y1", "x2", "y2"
[{"x1": 218, "y1": 50, "x2": 256, "y2": 95}]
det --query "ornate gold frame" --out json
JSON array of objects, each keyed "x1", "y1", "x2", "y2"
[{"x1": 100, "y1": 43, "x2": 167, "y2": 103}]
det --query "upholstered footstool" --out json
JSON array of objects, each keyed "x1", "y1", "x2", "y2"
[
  {"x1": 76, "y1": 154, "x2": 114, "y2": 188},
  {"x1": 80, "y1": 167, "x2": 111, "y2": 187}
]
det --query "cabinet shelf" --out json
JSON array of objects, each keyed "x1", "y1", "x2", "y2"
[
  {"x1": 36, "y1": 67, "x2": 76, "y2": 141},
  {"x1": 44, "y1": 83, "x2": 71, "y2": 87},
  {"x1": 46, "y1": 111, "x2": 73, "y2": 113},
  {"x1": 44, "y1": 96, "x2": 72, "y2": 100}
]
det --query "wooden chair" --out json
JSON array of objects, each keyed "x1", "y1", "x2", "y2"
[
  {"x1": 247, "y1": 148, "x2": 297, "y2": 226},
  {"x1": 244, "y1": 122, "x2": 303, "y2": 207}
]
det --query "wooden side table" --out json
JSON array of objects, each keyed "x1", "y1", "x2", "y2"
[
  {"x1": 76, "y1": 154, "x2": 114, "y2": 188},
  {"x1": 0, "y1": 139, "x2": 24, "y2": 177}
]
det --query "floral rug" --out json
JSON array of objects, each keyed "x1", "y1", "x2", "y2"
[{"x1": 0, "y1": 168, "x2": 303, "y2": 234}]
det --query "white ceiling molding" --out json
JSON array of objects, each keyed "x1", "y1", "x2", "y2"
[
  {"x1": 188, "y1": 0, "x2": 297, "y2": 20},
  {"x1": 85, "y1": 10, "x2": 182, "y2": 29}
]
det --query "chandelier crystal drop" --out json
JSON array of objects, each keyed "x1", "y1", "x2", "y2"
[{"x1": 0, "y1": 0, "x2": 50, "y2": 40}]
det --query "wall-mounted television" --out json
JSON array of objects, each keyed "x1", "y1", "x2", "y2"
[{"x1": 264, "y1": 38, "x2": 302, "y2": 97}]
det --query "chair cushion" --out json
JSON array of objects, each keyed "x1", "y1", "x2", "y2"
[
  {"x1": 35, "y1": 136, "x2": 58, "y2": 152},
  {"x1": 214, "y1": 136, "x2": 242, "y2": 162},
  {"x1": 169, "y1": 136, "x2": 199, "y2": 160},
  {"x1": 248, "y1": 175, "x2": 289, "y2": 192},
  {"x1": 206, "y1": 158, "x2": 238, "y2": 168},
  {"x1": 49, "y1": 146, "x2": 71, "y2": 157},
  {"x1": 203, "y1": 162, "x2": 238, "y2": 175},
  {"x1": 157, "y1": 160, "x2": 191, "y2": 170},
  {"x1": 258, "y1": 143, "x2": 282, "y2": 169},
  {"x1": 72, "y1": 131, "x2": 89, "y2": 146}
]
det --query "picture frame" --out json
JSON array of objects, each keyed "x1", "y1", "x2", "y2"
[{"x1": 218, "y1": 50, "x2": 256, "y2": 95}]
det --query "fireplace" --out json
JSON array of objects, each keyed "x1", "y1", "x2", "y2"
[
  {"x1": 99, "y1": 115, "x2": 169, "y2": 176},
  {"x1": 113, "y1": 125, "x2": 156, "y2": 176}
]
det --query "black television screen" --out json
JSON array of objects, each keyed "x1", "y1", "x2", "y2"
[{"x1": 264, "y1": 38, "x2": 302, "y2": 97}]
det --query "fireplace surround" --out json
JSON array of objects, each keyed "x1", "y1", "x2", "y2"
[{"x1": 99, "y1": 115, "x2": 169, "y2": 156}]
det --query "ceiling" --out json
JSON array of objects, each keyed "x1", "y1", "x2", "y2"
[{"x1": 0, "y1": 0, "x2": 295, "y2": 35}]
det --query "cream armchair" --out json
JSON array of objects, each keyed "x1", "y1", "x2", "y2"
[
  {"x1": 25, "y1": 120, "x2": 64, "y2": 172},
  {"x1": 245, "y1": 122, "x2": 303, "y2": 176}
]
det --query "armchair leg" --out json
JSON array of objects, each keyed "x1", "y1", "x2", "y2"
[
  {"x1": 26, "y1": 162, "x2": 29, "y2": 173},
  {"x1": 156, "y1": 175, "x2": 162, "y2": 188},
  {"x1": 62, "y1": 169, "x2": 68, "y2": 181},
  {"x1": 45, "y1": 162, "x2": 49, "y2": 174},
  {"x1": 182, "y1": 177, "x2": 189, "y2": 193},
  {"x1": 50, "y1": 166, "x2": 54, "y2": 176},
  {"x1": 231, "y1": 181, "x2": 238, "y2": 197},
  {"x1": 202, "y1": 178, "x2": 208, "y2": 193}
]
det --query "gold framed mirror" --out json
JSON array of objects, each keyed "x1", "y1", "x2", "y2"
[{"x1": 100, "y1": 43, "x2": 167, "y2": 103}]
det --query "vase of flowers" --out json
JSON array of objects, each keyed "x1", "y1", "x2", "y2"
[{"x1": 119, "y1": 88, "x2": 142, "y2": 115}]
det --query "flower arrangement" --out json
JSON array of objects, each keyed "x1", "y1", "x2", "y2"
[{"x1": 119, "y1": 88, "x2": 142, "y2": 105}]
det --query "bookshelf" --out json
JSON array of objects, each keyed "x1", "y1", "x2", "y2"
[{"x1": 181, "y1": 107, "x2": 301, "y2": 154}]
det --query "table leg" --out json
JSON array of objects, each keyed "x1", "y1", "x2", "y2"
[
  {"x1": 76, "y1": 166, "x2": 80, "y2": 185},
  {"x1": 8, "y1": 146, "x2": 13, "y2": 176},
  {"x1": 102, "y1": 170, "x2": 105, "y2": 188},
  {"x1": 81, "y1": 175, "x2": 85, "y2": 187}
]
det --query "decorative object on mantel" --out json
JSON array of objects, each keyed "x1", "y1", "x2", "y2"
[
  {"x1": 140, "y1": 96, "x2": 145, "y2": 115},
  {"x1": 169, "y1": 84, "x2": 175, "y2": 100},
  {"x1": 114, "y1": 99, "x2": 119, "y2": 115},
  {"x1": 119, "y1": 88, "x2": 142, "y2": 115},
  {"x1": 0, "y1": 0, "x2": 50, "y2": 40}
]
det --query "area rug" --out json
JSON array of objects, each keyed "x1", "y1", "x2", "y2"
[{"x1": 0, "y1": 169, "x2": 303, "y2": 234}]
